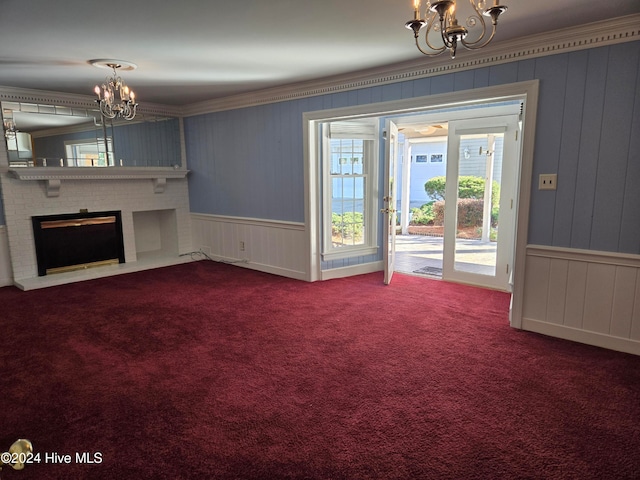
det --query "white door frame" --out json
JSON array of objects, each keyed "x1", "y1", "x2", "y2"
[
  {"x1": 383, "y1": 120, "x2": 399, "y2": 284},
  {"x1": 303, "y1": 80, "x2": 540, "y2": 329},
  {"x1": 443, "y1": 115, "x2": 520, "y2": 291}
]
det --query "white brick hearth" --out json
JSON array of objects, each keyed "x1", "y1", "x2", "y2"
[{"x1": 0, "y1": 169, "x2": 193, "y2": 290}]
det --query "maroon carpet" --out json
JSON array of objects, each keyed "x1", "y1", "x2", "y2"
[{"x1": 1, "y1": 261, "x2": 639, "y2": 479}]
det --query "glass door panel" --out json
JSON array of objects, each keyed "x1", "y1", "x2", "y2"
[
  {"x1": 443, "y1": 115, "x2": 519, "y2": 291},
  {"x1": 454, "y1": 133, "x2": 500, "y2": 277}
]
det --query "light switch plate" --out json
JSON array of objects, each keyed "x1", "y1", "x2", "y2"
[{"x1": 539, "y1": 174, "x2": 557, "y2": 190}]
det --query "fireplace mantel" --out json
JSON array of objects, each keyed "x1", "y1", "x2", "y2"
[{"x1": 9, "y1": 167, "x2": 189, "y2": 196}]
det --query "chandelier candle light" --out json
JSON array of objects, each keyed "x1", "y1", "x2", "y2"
[
  {"x1": 406, "y1": 0, "x2": 507, "y2": 59},
  {"x1": 91, "y1": 60, "x2": 138, "y2": 120}
]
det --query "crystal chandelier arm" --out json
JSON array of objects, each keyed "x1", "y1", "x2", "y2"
[
  {"x1": 437, "y1": 11, "x2": 456, "y2": 50},
  {"x1": 458, "y1": 0, "x2": 488, "y2": 48},
  {"x1": 406, "y1": 11, "x2": 447, "y2": 56},
  {"x1": 461, "y1": 23, "x2": 497, "y2": 50},
  {"x1": 406, "y1": 0, "x2": 506, "y2": 59},
  {"x1": 414, "y1": 35, "x2": 448, "y2": 56},
  {"x1": 461, "y1": 0, "x2": 506, "y2": 49}
]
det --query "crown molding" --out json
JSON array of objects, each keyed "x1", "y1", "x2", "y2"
[{"x1": 183, "y1": 13, "x2": 640, "y2": 117}]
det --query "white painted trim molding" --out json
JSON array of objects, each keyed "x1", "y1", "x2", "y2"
[
  {"x1": 191, "y1": 213, "x2": 308, "y2": 281},
  {"x1": 522, "y1": 245, "x2": 640, "y2": 356},
  {"x1": 183, "y1": 14, "x2": 640, "y2": 116},
  {"x1": 8, "y1": 167, "x2": 189, "y2": 197},
  {"x1": 304, "y1": 80, "x2": 539, "y2": 318},
  {"x1": 321, "y1": 261, "x2": 384, "y2": 281},
  {"x1": 521, "y1": 318, "x2": 640, "y2": 356}
]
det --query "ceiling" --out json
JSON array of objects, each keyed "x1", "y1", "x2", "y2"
[{"x1": 0, "y1": 0, "x2": 638, "y2": 107}]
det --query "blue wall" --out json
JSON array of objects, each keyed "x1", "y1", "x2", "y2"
[{"x1": 184, "y1": 41, "x2": 640, "y2": 256}]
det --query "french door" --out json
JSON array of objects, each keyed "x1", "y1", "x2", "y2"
[
  {"x1": 443, "y1": 115, "x2": 520, "y2": 291},
  {"x1": 383, "y1": 120, "x2": 399, "y2": 284}
]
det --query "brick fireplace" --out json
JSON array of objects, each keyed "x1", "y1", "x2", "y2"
[{"x1": 0, "y1": 169, "x2": 193, "y2": 290}]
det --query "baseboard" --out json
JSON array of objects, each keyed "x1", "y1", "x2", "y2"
[
  {"x1": 522, "y1": 317, "x2": 640, "y2": 356},
  {"x1": 207, "y1": 255, "x2": 308, "y2": 281},
  {"x1": 321, "y1": 261, "x2": 383, "y2": 281},
  {"x1": 191, "y1": 213, "x2": 309, "y2": 281}
]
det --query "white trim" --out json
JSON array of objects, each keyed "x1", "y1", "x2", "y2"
[
  {"x1": 191, "y1": 213, "x2": 308, "y2": 281},
  {"x1": 522, "y1": 245, "x2": 640, "y2": 355},
  {"x1": 510, "y1": 82, "x2": 539, "y2": 329},
  {"x1": 321, "y1": 127, "x2": 380, "y2": 262},
  {"x1": 184, "y1": 15, "x2": 639, "y2": 116},
  {"x1": 322, "y1": 246, "x2": 380, "y2": 262},
  {"x1": 526, "y1": 244, "x2": 640, "y2": 268},
  {"x1": 321, "y1": 261, "x2": 384, "y2": 281},
  {"x1": 212, "y1": 257, "x2": 308, "y2": 282},
  {"x1": 9, "y1": 166, "x2": 189, "y2": 181},
  {"x1": 191, "y1": 212, "x2": 304, "y2": 231},
  {"x1": 8, "y1": 167, "x2": 189, "y2": 197},
  {"x1": 442, "y1": 114, "x2": 520, "y2": 292},
  {"x1": 304, "y1": 81, "x2": 539, "y2": 312},
  {"x1": 522, "y1": 318, "x2": 640, "y2": 356}
]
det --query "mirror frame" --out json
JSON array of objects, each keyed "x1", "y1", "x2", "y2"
[{"x1": 0, "y1": 86, "x2": 185, "y2": 174}]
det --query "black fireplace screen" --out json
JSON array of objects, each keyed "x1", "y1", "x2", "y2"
[{"x1": 32, "y1": 211, "x2": 125, "y2": 276}]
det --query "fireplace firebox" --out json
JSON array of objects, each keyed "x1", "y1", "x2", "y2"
[{"x1": 32, "y1": 211, "x2": 125, "y2": 276}]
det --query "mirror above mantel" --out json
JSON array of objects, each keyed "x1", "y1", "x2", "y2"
[{"x1": 2, "y1": 98, "x2": 183, "y2": 170}]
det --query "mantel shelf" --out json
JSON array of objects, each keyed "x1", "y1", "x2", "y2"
[{"x1": 8, "y1": 167, "x2": 189, "y2": 196}]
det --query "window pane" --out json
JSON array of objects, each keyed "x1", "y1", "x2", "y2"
[{"x1": 328, "y1": 138, "x2": 368, "y2": 249}]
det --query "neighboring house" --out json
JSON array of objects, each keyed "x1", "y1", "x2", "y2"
[
  {"x1": 397, "y1": 136, "x2": 504, "y2": 211},
  {"x1": 0, "y1": 17, "x2": 639, "y2": 355}
]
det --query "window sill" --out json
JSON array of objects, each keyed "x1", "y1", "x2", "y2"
[{"x1": 322, "y1": 245, "x2": 379, "y2": 262}]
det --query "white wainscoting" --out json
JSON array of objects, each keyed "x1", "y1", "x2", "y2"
[
  {"x1": 522, "y1": 245, "x2": 640, "y2": 355},
  {"x1": 191, "y1": 213, "x2": 308, "y2": 281},
  {"x1": 0, "y1": 226, "x2": 12, "y2": 287}
]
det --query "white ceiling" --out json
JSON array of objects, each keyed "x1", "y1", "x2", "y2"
[{"x1": 0, "y1": 0, "x2": 638, "y2": 106}]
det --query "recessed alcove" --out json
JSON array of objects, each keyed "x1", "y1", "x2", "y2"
[{"x1": 133, "y1": 209, "x2": 178, "y2": 261}]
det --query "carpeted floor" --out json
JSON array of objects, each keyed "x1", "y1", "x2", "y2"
[{"x1": 1, "y1": 260, "x2": 639, "y2": 479}]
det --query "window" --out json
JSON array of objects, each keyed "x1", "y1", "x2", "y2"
[
  {"x1": 64, "y1": 138, "x2": 113, "y2": 167},
  {"x1": 322, "y1": 120, "x2": 379, "y2": 261}
]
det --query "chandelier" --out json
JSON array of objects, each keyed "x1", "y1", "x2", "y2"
[
  {"x1": 91, "y1": 60, "x2": 138, "y2": 120},
  {"x1": 3, "y1": 119, "x2": 17, "y2": 140},
  {"x1": 406, "y1": 0, "x2": 507, "y2": 59}
]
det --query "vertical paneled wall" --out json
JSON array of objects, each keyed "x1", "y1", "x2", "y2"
[
  {"x1": 185, "y1": 102, "x2": 307, "y2": 223},
  {"x1": 523, "y1": 246, "x2": 640, "y2": 355},
  {"x1": 529, "y1": 42, "x2": 640, "y2": 254},
  {"x1": 182, "y1": 41, "x2": 640, "y2": 352},
  {"x1": 184, "y1": 41, "x2": 640, "y2": 257}
]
